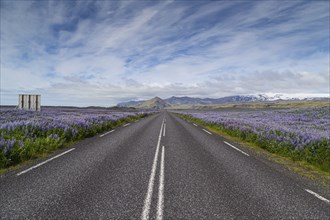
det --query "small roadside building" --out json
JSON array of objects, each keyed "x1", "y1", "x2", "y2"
[{"x1": 18, "y1": 94, "x2": 41, "y2": 111}]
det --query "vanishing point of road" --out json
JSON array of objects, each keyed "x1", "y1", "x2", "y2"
[{"x1": 1, "y1": 111, "x2": 329, "y2": 219}]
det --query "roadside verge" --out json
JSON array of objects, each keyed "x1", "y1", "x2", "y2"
[{"x1": 176, "y1": 113, "x2": 330, "y2": 187}]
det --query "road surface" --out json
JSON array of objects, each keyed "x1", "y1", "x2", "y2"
[{"x1": 1, "y1": 111, "x2": 329, "y2": 219}]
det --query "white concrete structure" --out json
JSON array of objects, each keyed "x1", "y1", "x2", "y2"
[{"x1": 18, "y1": 94, "x2": 41, "y2": 111}]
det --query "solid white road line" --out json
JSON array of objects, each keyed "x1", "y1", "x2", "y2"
[
  {"x1": 193, "y1": 123, "x2": 198, "y2": 127},
  {"x1": 163, "y1": 123, "x2": 166, "y2": 137},
  {"x1": 16, "y1": 148, "x2": 75, "y2": 176},
  {"x1": 123, "y1": 123, "x2": 130, "y2": 127},
  {"x1": 224, "y1": 141, "x2": 250, "y2": 156},
  {"x1": 305, "y1": 189, "x2": 330, "y2": 204},
  {"x1": 202, "y1": 128, "x2": 212, "y2": 135},
  {"x1": 99, "y1": 129, "x2": 115, "y2": 137},
  {"x1": 157, "y1": 146, "x2": 165, "y2": 220},
  {"x1": 141, "y1": 118, "x2": 164, "y2": 220}
]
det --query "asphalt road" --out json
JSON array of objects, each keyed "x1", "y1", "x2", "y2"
[{"x1": 0, "y1": 111, "x2": 329, "y2": 219}]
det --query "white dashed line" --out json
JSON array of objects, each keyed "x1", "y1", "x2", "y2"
[
  {"x1": 224, "y1": 141, "x2": 249, "y2": 156},
  {"x1": 305, "y1": 189, "x2": 330, "y2": 204},
  {"x1": 193, "y1": 123, "x2": 198, "y2": 127},
  {"x1": 99, "y1": 129, "x2": 115, "y2": 137},
  {"x1": 163, "y1": 123, "x2": 166, "y2": 137},
  {"x1": 202, "y1": 128, "x2": 212, "y2": 135},
  {"x1": 17, "y1": 148, "x2": 75, "y2": 176},
  {"x1": 141, "y1": 118, "x2": 165, "y2": 220},
  {"x1": 157, "y1": 146, "x2": 165, "y2": 220},
  {"x1": 123, "y1": 123, "x2": 130, "y2": 127}
]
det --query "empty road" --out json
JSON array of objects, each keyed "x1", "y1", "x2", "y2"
[{"x1": 1, "y1": 111, "x2": 329, "y2": 219}]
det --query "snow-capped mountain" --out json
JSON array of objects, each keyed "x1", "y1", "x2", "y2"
[{"x1": 117, "y1": 94, "x2": 329, "y2": 109}]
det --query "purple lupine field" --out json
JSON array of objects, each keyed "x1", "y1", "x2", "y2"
[
  {"x1": 176, "y1": 107, "x2": 330, "y2": 170},
  {"x1": 0, "y1": 108, "x2": 149, "y2": 168}
]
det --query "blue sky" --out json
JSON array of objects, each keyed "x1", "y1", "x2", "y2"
[{"x1": 1, "y1": 0, "x2": 329, "y2": 106}]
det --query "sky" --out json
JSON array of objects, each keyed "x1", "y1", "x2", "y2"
[{"x1": 1, "y1": 0, "x2": 329, "y2": 106}]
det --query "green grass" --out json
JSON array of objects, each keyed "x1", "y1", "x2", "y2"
[
  {"x1": 167, "y1": 99, "x2": 330, "y2": 110},
  {"x1": 177, "y1": 113, "x2": 330, "y2": 185},
  {"x1": 0, "y1": 113, "x2": 152, "y2": 175}
]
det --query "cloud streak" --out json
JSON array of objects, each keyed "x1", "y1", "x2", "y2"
[{"x1": 1, "y1": 0, "x2": 329, "y2": 106}]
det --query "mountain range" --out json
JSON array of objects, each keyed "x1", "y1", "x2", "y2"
[{"x1": 117, "y1": 94, "x2": 328, "y2": 109}]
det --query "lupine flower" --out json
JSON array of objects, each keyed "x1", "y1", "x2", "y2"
[
  {"x1": 174, "y1": 106, "x2": 330, "y2": 152},
  {"x1": 0, "y1": 108, "x2": 150, "y2": 154}
]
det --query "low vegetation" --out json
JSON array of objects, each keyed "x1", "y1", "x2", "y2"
[
  {"x1": 170, "y1": 99, "x2": 330, "y2": 110},
  {"x1": 0, "y1": 108, "x2": 151, "y2": 169},
  {"x1": 175, "y1": 106, "x2": 330, "y2": 173}
]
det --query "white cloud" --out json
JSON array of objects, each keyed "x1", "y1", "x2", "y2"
[{"x1": 1, "y1": 0, "x2": 329, "y2": 106}]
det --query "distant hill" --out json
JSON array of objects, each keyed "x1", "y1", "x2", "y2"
[
  {"x1": 117, "y1": 100, "x2": 144, "y2": 107},
  {"x1": 117, "y1": 94, "x2": 329, "y2": 109},
  {"x1": 130, "y1": 97, "x2": 171, "y2": 110},
  {"x1": 165, "y1": 95, "x2": 270, "y2": 105}
]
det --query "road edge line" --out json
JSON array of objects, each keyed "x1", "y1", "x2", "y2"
[
  {"x1": 17, "y1": 148, "x2": 75, "y2": 176},
  {"x1": 305, "y1": 189, "x2": 330, "y2": 204},
  {"x1": 202, "y1": 128, "x2": 212, "y2": 135},
  {"x1": 100, "y1": 129, "x2": 115, "y2": 137},
  {"x1": 224, "y1": 141, "x2": 250, "y2": 156}
]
